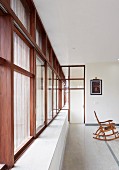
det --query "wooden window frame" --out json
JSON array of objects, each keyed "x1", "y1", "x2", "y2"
[
  {"x1": 0, "y1": 0, "x2": 65, "y2": 168},
  {"x1": 35, "y1": 53, "x2": 46, "y2": 134}
]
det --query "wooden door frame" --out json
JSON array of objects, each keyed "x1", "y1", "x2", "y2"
[{"x1": 61, "y1": 65, "x2": 85, "y2": 124}]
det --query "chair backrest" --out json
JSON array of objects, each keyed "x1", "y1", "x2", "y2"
[{"x1": 94, "y1": 111, "x2": 101, "y2": 125}]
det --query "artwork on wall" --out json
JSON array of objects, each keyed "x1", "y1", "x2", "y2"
[{"x1": 90, "y1": 78, "x2": 102, "y2": 95}]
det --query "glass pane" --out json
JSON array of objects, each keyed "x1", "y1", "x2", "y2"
[
  {"x1": 14, "y1": 72, "x2": 30, "y2": 151},
  {"x1": 57, "y1": 77, "x2": 59, "y2": 112},
  {"x1": 70, "y1": 67, "x2": 84, "y2": 78},
  {"x1": 11, "y1": 0, "x2": 30, "y2": 31},
  {"x1": 36, "y1": 26, "x2": 42, "y2": 49},
  {"x1": 46, "y1": 47, "x2": 50, "y2": 61},
  {"x1": 70, "y1": 90, "x2": 84, "y2": 123},
  {"x1": 62, "y1": 83, "x2": 65, "y2": 107},
  {"x1": 36, "y1": 56, "x2": 45, "y2": 130},
  {"x1": 62, "y1": 67, "x2": 69, "y2": 79},
  {"x1": 53, "y1": 74, "x2": 57, "y2": 116},
  {"x1": 47, "y1": 67, "x2": 52, "y2": 121},
  {"x1": 14, "y1": 32, "x2": 30, "y2": 71},
  {"x1": 70, "y1": 80, "x2": 84, "y2": 88},
  {"x1": 64, "y1": 89, "x2": 69, "y2": 109}
]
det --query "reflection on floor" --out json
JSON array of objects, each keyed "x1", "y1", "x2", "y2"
[{"x1": 62, "y1": 124, "x2": 119, "y2": 170}]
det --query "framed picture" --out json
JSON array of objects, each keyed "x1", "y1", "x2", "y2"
[{"x1": 90, "y1": 79, "x2": 102, "y2": 95}]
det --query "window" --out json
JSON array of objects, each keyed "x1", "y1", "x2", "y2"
[
  {"x1": 36, "y1": 56, "x2": 45, "y2": 131},
  {"x1": 14, "y1": 72, "x2": 30, "y2": 151},
  {"x1": 11, "y1": 0, "x2": 30, "y2": 31},
  {"x1": 0, "y1": 1, "x2": 65, "y2": 166},
  {"x1": 62, "y1": 67, "x2": 69, "y2": 79},
  {"x1": 70, "y1": 80, "x2": 84, "y2": 88},
  {"x1": 36, "y1": 25, "x2": 42, "y2": 49},
  {"x1": 62, "y1": 82, "x2": 65, "y2": 107},
  {"x1": 70, "y1": 67, "x2": 84, "y2": 78},
  {"x1": 13, "y1": 32, "x2": 30, "y2": 151},
  {"x1": 47, "y1": 67, "x2": 53, "y2": 121},
  {"x1": 53, "y1": 73, "x2": 57, "y2": 116},
  {"x1": 57, "y1": 77, "x2": 59, "y2": 113},
  {"x1": 14, "y1": 32, "x2": 30, "y2": 71}
]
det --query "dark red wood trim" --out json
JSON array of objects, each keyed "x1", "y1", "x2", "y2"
[
  {"x1": 13, "y1": 64, "x2": 34, "y2": 77},
  {"x1": 0, "y1": 15, "x2": 14, "y2": 168},
  {"x1": 30, "y1": 48, "x2": 36, "y2": 137},
  {"x1": 0, "y1": 57, "x2": 34, "y2": 77}
]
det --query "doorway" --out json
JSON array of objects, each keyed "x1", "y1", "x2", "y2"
[{"x1": 62, "y1": 65, "x2": 85, "y2": 124}]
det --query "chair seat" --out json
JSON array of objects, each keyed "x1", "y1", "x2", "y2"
[{"x1": 104, "y1": 126, "x2": 111, "y2": 131}]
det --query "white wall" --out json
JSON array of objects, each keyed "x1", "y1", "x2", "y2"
[{"x1": 86, "y1": 62, "x2": 119, "y2": 124}]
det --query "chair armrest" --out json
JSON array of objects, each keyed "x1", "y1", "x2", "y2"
[{"x1": 100, "y1": 120, "x2": 113, "y2": 124}]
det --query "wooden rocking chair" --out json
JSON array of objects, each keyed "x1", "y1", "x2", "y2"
[{"x1": 93, "y1": 111, "x2": 119, "y2": 141}]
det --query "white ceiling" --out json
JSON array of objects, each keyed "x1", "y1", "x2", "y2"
[{"x1": 33, "y1": 0, "x2": 119, "y2": 65}]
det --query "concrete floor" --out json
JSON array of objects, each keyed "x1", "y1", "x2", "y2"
[{"x1": 62, "y1": 124, "x2": 119, "y2": 170}]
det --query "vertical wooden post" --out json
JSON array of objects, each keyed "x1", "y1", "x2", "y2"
[
  {"x1": 84, "y1": 65, "x2": 85, "y2": 124},
  {"x1": 64, "y1": 84, "x2": 66, "y2": 105},
  {"x1": 46, "y1": 36, "x2": 48, "y2": 59},
  {"x1": 42, "y1": 32, "x2": 46, "y2": 56},
  {"x1": 30, "y1": 7, "x2": 36, "y2": 137},
  {"x1": 30, "y1": 7, "x2": 36, "y2": 41},
  {"x1": 56, "y1": 77, "x2": 58, "y2": 113},
  {"x1": 49, "y1": 48, "x2": 52, "y2": 64},
  {"x1": 30, "y1": 48, "x2": 36, "y2": 137},
  {"x1": 68, "y1": 67, "x2": 70, "y2": 122},
  {"x1": 0, "y1": 16, "x2": 14, "y2": 168},
  {"x1": 52, "y1": 72, "x2": 54, "y2": 118},
  {"x1": 56, "y1": 76, "x2": 57, "y2": 114}
]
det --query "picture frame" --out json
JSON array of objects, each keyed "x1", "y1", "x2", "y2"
[{"x1": 90, "y1": 79, "x2": 102, "y2": 95}]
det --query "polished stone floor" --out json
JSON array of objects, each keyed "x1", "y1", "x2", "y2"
[{"x1": 62, "y1": 124, "x2": 119, "y2": 170}]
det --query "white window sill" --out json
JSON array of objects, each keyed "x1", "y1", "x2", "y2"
[{"x1": 12, "y1": 110, "x2": 68, "y2": 170}]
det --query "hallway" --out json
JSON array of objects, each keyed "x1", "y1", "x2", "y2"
[{"x1": 62, "y1": 124, "x2": 119, "y2": 170}]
